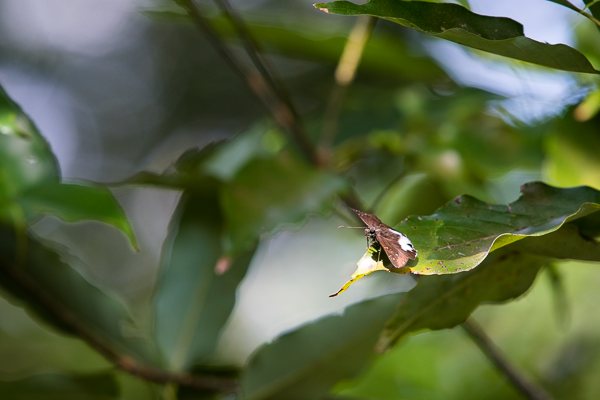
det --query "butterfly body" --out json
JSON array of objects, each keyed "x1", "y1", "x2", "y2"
[{"x1": 352, "y1": 209, "x2": 417, "y2": 269}]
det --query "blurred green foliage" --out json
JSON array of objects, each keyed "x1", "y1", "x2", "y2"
[{"x1": 1, "y1": 0, "x2": 600, "y2": 399}]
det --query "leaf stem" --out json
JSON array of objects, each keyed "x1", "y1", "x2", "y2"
[
  {"x1": 175, "y1": 0, "x2": 319, "y2": 165},
  {"x1": 212, "y1": 0, "x2": 300, "y2": 126},
  {"x1": 551, "y1": 0, "x2": 600, "y2": 28},
  {"x1": 461, "y1": 318, "x2": 552, "y2": 400},
  {"x1": 320, "y1": 16, "x2": 376, "y2": 157}
]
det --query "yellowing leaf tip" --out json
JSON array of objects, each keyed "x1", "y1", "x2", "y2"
[{"x1": 313, "y1": 3, "x2": 330, "y2": 13}]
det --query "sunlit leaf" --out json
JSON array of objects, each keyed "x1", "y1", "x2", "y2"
[
  {"x1": 398, "y1": 182, "x2": 600, "y2": 275},
  {"x1": 154, "y1": 189, "x2": 255, "y2": 371},
  {"x1": 0, "y1": 86, "x2": 59, "y2": 222},
  {"x1": 315, "y1": 0, "x2": 600, "y2": 74},
  {"x1": 329, "y1": 246, "x2": 389, "y2": 297}
]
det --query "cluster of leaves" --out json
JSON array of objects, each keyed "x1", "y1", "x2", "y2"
[{"x1": 1, "y1": 0, "x2": 600, "y2": 399}]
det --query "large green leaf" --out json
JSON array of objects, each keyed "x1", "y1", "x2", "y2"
[
  {"x1": 241, "y1": 294, "x2": 400, "y2": 400},
  {"x1": 18, "y1": 183, "x2": 138, "y2": 249},
  {"x1": 0, "y1": 227, "x2": 158, "y2": 365},
  {"x1": 378, "y1": 251, "x2": 545, "y2": 351},
  {"x1": 397, "y1": 182, "x2": 600, "y2": 275},
  {"x1": 221, "y1": 155, "x2": 346, "y2": 252},
  {"x1": 0, "y1": 86, "x2": 137, "y2": 247},
  {"x1": 154, "y1": 189, "x2": 255, "y2": 371},
  {"x1": 0, "y1": 372, "x2": 118, "y2": 400},
  {"x1": 242, "y1": 250, "x2": 546, "y2": 398},
  {"x1": 0, "y1": 86, "x2": 59, "y2": 222},
  {"x1": 315, "y1": 0, "x2": 600, "y2": 74}
]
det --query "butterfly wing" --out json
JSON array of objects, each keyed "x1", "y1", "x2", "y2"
[
  {"x1": 351, "y1": 208, "x2": 418, "y2": 269},
  {"x1": 351, "y1": 208, "x2": 383, "y2": 228},
  {"x1": 376, "y1": 229, "x2": 416, "y2": 269}
]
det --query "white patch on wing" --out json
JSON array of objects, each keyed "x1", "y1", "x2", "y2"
[{"x1": 390, "y1": 229, "x2": 415, "y2": 253}]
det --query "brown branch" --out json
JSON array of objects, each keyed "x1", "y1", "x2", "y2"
[
  {"x1": 3, "y1": 251, "x2": 237, "y2": 393},
  {"x1": 212, "y1": 0, "x2": 299, "y2": 122},
  {"x1": 175, "y1": 0, "x2": 319, "y2": 165},
  {"x1": 551, "y1": 0, "x2": 600, "y2": 28},
  {"x1": 462, "y1": 318, "x2": 552, "y2": 400},
  {"x1": 173, "y1": 0, "x2": 366, "y2": 211}
]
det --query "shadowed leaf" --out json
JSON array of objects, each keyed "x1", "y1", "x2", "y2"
[
  {"x1": 0, "y1": 227, "x2": 158, "y2": 365},
  {"x1": 378, "y1": 251, "x2": 546, "y2": 351},
  {"x1": 222, "y1": 155, "x2": 346, "y2": 252},
  {"x1": 315, "y1": 0, "x2": 600, "y2": 74},
  {"x1": 18, "y1": 183, "x2": 138, "y2": 249},
  {"x1": 0, "y1": 372, "x2": 118, "y2": 400},
  {"x1": 241, "y1": 294, "x2": 399, "y2": 400},
  {"x1": 154, "y1": 189, "x2": 255, "y2": 371}
]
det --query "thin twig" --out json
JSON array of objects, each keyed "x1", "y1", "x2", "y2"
[
  {"x1": 212, "y1": 0, "x2": 299, "y2": 124},
  {"x1": 320, "y1": 16, "x2": 376, "y2": 155},
  {"x1": 552, "y1": 0, "x2": 600, "y2": 28},
  {"x1": 462, "y1": 318, "x2": 552, "y2": 400},
  {"x1": 175, "y1": 0, "x2": 319, "y2": 165},
  {"x1": 176, "y1": 0, "x2": 364, "y2": 210}
]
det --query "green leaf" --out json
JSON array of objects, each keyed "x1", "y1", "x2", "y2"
[
  {"x1": 377, "y1": 251, "x2": 545, "y2": 351},
  {"x1": 314, "y1": 0, "x2": 600, "y2": 74},
  {"x1": 243, "y1": 251, "x2": 548, "y2": 395},
  {"x1": 0, "y1": 227, "x2": 159, "y2": 365},
  {"x1": 0, "y1": 372, "x2": 118, "y2": 400},
  {"x1": 18, "y1": 183, "x2": 138, "y2": 249},
  {"x1": 0, "y1": 86, "x2": 59, "y2": 222},
  {"x1": 0, "y1": 86, "x2": 136, "y2": 247},
  {"x1": 154, "y1": 190, "x2": 255, "y2": 371},
  {"x1": 202, "y1": 124, "x2": 285, "y2": 181},
  {"x1": 241, "y1": 294, "x2": 400, "y2": 400},
  {"x1": 399, "y1": 182, "x2": 600, "y2": 275},
  {"x1": 221, "y1": 155, "x2": 346, "y2": 252}
]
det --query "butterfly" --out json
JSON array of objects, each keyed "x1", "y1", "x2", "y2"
[{"x1": 352, "y1": 208, "x2": 417, "y2": 269}]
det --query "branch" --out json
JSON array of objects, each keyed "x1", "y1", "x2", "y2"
[
  {"x1": 3, "y1": 253, "x2": 238, "y2": 393},
  {"x1": 212, "y1": 0, "x2": 299, "y2": 123},
  {"x1": 551, "y1": 0, "x2": 600, "y2": 28},
  {"x1": 175, "y1": 0, "x2": 319, "y2": 165},
  {"x1": 462, "y1": 318, "x2": 552, "y2": 400}
]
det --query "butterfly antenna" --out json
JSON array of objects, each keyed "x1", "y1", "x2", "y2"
[{"x1": 337, "y1": 225, "x2": 364, "y2": 229}]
